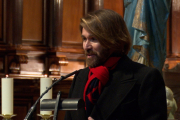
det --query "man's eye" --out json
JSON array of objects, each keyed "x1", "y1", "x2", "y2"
[
  {"x1": 90, "y1": 37, "x2": 97, "y2": 41},
  {"x1": 82, "y1": 37, "x2": 87, "y2": 41}
]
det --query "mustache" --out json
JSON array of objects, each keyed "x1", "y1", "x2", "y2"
[{"x1": 85, "y1": 50, "x2": 97, "y2": 56}]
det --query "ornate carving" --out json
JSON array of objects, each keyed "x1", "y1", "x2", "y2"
[
  {"x1": 59, "y1": 57, "x2": 68, "y2": 66},
  {"x1": 49, "y1": 57, "x2": 60, "y2": 75},
  {"x1": 9, "y1": 61, "x2": 20, "y2": 74},
  {"x1": 49, "y1": 63, "x2": 60, "y2": 75},
  {"x1": 163, "y1": 62, "x2": 180, "y2": 73},
  {"x1": 18, "y1": 55, "x2": 28, "y2": 63},
  {"x1": 9, "y1": 55, "x2": 28, "y2": 74},
  {"x1": 49, "y1": 57, "x2": 69, "y2": 75}
]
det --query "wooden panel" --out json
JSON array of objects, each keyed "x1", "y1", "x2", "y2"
[
  {"x1": 0, "y1": 0, "x2": 2, "y2": 40},
  {"x1": 22, "y1": 0, "x2": 42, "y2": 41},
  {"x1": 0, "y1": 57, "x2": 3, "y2": 73},
  {"x1": 85, "y1": 0, "x2": 104, "y2": 13},
  {"x1": 104, "y1": 0, "x2": 124, "y2": 17},
  {"x1": 53, "y1": 0, "x2": 63, "y2": 47},
  {"x1": 14, "y1": 106, "x2": 27, "y2": 120},
  {"x1": 62, "y1": 0, "x2": 83, "y2": 43},
  {"x1": 171, "y1": 0, "x2": 180, "y2": 56},
  {"x1": 61, "y1": 61, "x2": 85, "y2": 74},
  {"x1": 2, "y1": 0, "x2": 23, "y2": 45},
  {"x1": 4, "y1": 0, "x2": 13, "y2": 44},
  {"x1": 13, "y1": 0, "x2": 23, "y2": 45}
]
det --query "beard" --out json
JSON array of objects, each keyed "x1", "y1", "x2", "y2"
[{"x1": 85, "y1": 48, "x2": 110, "y2": 68}]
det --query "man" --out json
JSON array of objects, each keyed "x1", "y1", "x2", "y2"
[{"x1": 64, "y1": 9, "x2": 167, "y2": 120}]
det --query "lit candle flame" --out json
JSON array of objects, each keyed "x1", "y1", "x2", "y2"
[
  {"x1": 6, "y1": 74, "x2": 9, "y2": 78},
  {"x1": 44, "y1": 74, "x2": 47, "y2": 78}
]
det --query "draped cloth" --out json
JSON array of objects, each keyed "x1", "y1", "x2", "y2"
[
  {"x1": 124, "y1": 0, "x2": 171, "y2": 72},
  {"x1": 83, "y1": 57, "x2": 120, "y2": 117}
]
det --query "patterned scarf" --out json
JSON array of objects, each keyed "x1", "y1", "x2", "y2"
[{"x1": 83, "y1": 57, "x2": 120, "y2": 116}]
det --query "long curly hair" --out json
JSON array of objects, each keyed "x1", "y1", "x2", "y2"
[{"x1": 80, "y1": 9, "x2": 131, "y2": 56}]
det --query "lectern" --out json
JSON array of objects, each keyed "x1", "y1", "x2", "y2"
[{"x1": 40, "y1": 91, "x2": 84, "y2": 120}]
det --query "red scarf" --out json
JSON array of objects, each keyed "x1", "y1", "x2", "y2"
[{"x1": 83, "y1": 57, "x2": 120, "y2": 116}]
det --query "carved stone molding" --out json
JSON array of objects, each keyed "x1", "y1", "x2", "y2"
[{"x1": 163, "y1": 58, "x2": 180, "y2": 119}]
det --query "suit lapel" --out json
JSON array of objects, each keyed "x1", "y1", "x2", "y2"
[
  {"x1": 91, "y1": 56, "x2": 137, "y2": 119},
  {"x1": 72, "y1": 67, "x2": 89, "y2": 98}
]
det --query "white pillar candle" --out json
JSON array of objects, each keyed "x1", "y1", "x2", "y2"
[
  {"x1": 40, "y1": 77, "x2": 52, "y2": 115},
  {"x1": 1, "y1": 77, "x2": 14, "y2": 115}
]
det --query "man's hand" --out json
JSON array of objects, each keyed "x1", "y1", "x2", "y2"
[{"x1": 88, "y1": 117, "x2": 94, "y2": 120}]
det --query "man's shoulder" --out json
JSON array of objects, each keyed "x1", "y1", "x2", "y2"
[
  {"x1": 76, "y1": 67, "x2": 89, "y2": 76},
  {"x1": 79, "y1": 67, "x2": 89, "y2": 72},
  {"x1": 116, "y1": 55, "x2": 151, "y2": 71},
  {"x1": 130, "y1": 61, "x2": 159, "y2": 74}
]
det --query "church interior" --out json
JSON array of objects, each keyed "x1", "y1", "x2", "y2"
[{"x1": 0, "y1": 0, "x2": 180, "y2": 120}]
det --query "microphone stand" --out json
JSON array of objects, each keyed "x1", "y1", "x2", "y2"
[
  {"x1": 24, "y1": 70, "x2": 79, "y2": 120},
  {"x1": 53, "y1": 91, "x2": 61, "y2": 120}
]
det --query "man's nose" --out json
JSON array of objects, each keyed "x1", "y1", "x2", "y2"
[{"x1": 84, "y1": 40, "x2": 92, "y2": 50}]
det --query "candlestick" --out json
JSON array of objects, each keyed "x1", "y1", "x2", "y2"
[
  {"x1": 37, "y1": 114, "x2": 53, "y2": 120},
  {"x1": 1, "y1": 77, "x2": 14, "y2": 115},
  {"x1": 40, "y1": 77, "x2": 52, "y2": 115},
  {"x1": 0, "y1": 114, "x2": 16, "y2": 120}
]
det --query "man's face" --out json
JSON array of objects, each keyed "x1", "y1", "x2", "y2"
[{"x1": 81, "y1": 28, "x2": 110, "y2": 68}]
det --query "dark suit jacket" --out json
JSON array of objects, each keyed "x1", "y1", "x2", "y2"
[{"x1": 64, "y1": 55, "x2": 167, "y2": 120}]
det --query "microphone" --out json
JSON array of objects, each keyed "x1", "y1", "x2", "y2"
[
  {"x1": 24, "y1": 70, "x2": 80, "y2": 120},
  {"x1": 40, "y1": 98, "x2": 85, "y2": 111}
]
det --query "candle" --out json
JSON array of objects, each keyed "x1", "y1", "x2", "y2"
[
  {"x1": 40, "y1": 77, "x2": 52, "y2": 115},
  {"x1": 1, "y1": 77, "x2": 14, "y2": 114}
]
